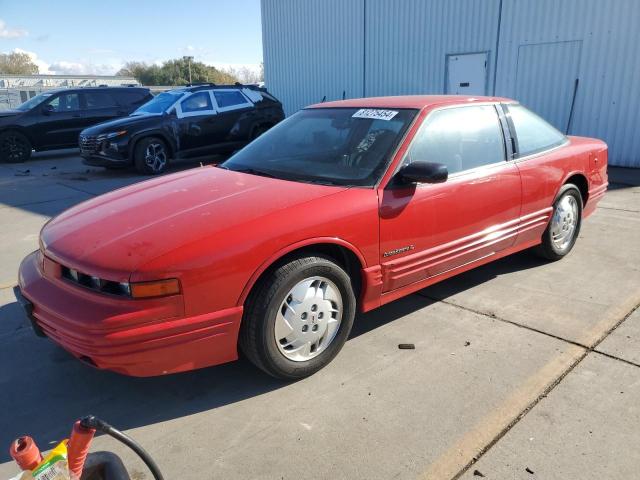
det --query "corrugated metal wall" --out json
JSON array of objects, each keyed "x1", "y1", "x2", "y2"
[
  {"x1": 494, "y1": 0, "x2": 640, "y2": 166},
  {"x1": 364, "y1": 0, "x2": 500, "y2": 97},
  {"x1": 262, "y1": 0, "x2": 640, "y2": 167},
  {"x1": 262, "y1": 0, "x2": 364, "y2": 115}
]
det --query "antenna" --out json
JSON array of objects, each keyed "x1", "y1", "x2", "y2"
[
  {"x1": 342, "y1": 90, "x2": 346, "y2": 100},
  {"x1": 321, "y1": 95, "x2": 326, "y2": 103}
]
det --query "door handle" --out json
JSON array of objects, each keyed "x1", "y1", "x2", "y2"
[{"x1": 72, "y1": 113, "x2": 81, "y2": 118}]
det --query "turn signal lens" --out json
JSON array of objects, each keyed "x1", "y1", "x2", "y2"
[{"x1": 130, "y1": 279, "x2": 181, "y2": 298}]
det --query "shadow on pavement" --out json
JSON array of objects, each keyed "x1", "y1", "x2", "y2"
[
  {"x1": 420, "y1": 250, "x2": 547, "y2": 301},
  {"x1": 0, "y1": 275, "x2": 442, "y2": 459}
]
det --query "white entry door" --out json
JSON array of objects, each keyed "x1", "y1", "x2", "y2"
[{"x1": 446, "y1": 52, "x2": 488, "y2": 95}]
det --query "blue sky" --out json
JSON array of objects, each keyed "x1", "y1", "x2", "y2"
[{"x1": 0, "y1": 0, "x2": 263, "y2": 75}]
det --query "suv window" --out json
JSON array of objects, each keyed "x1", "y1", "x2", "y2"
[
  {"x1": 506, "y1": 104, "x2": 566, "y2": 157},
  {"x1": 112, "y1": 90, "x2": 149, "y2": 106},
  {"x1": 85, "y1": 91, "x2": 118, "y2": 109},
  {"x1": 405, "y1": 105, "x2": 505, "y2": 175},
  {"x1": 181, "y1": 92, "x2": 213, "y2": 113},
  {"x1": 213, "y1": 90, "x2": 251, "y2": 110},
  {"x1": 46, "y1": 92, "x2": 81, "y2": 112}
]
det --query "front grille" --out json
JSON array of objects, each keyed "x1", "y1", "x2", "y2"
[
  {"x1": 60, "y1": 265, "x2": 130, "y2": 297},
  {"x1": 79, "y1": 135, "x2": 98, "y2": 154}
]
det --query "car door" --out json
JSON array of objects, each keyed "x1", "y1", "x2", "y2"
[
  {"x1": 83, "y1": 90, "x2": 123, "y2": 128},
  {"x1": 378, "y1": 104, "x2": 522, "y2": 292},
  {"x1": 37, "y1": 91, "x2": 85, "y2": 148},
  {"x1": 175, "y1": 90, "x2": 220, "y2": 157},
  {"x1": 211, "y1": 89, "x2": 255, "y2": 147}
]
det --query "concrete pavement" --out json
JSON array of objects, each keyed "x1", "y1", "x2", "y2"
[{"x1": 0, "y1": 151, "x2": 638, "y2": 479}]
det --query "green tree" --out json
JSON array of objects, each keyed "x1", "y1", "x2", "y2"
[
  {"x1": 117, "y1": 58, "x2": 237, "y2": 86},
  {"x1": 0, "y1": 52, "x2": 39, "y2": 75}
]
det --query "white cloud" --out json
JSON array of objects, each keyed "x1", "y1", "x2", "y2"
[
  {"x1": 13, "y1": 48, "x2": 51, "y2": 74},
  {"x1": 0, "y1": 19, "x2": 28, "y2": 38},
  {"x1": 9, "y1": 48, "x2": 123, "y2": 76},
  {"x1": 48, "y1": 60, "x2": 121, "y2": 76}
]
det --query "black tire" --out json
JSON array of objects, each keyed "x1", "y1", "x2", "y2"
[
  {"x1": 0, "y1": 130, "x2": 32, "y2": 163},
  {"x1": 240, "y1": 255, "x2": 356, "y2": 380},
  {"x1": 133, "y1": 137, "x2": 169, "y2": 175},
  {"x1": 534, "y1": 184, "x2": 583, "y2": 261}
]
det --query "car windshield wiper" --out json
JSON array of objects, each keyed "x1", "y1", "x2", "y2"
[{"x1": 232, "y1": 167, "x2": 278, "y2": 179}]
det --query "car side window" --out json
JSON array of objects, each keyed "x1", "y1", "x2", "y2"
[
  {"x1": 213, "y1": 90, "x2": 251, "y2": 110},
  {"x1": 404, "y1": 105, "x2": 505, "y2": 175},
  {"x1": 114, "y1": 91, "x2": 148, "y2": 107},
  {"x1": 85, "y1": 92, "x2": 118, "y2": 109},
  {"x1": 46, "y1": 93, "x2": 81, "y2": 112},
  {"x1": 506, "y1": 104, "x2": 566, "y2": 157},
  {"x1": 181, "y1": 92, "x2": 213, "y2": 113}
]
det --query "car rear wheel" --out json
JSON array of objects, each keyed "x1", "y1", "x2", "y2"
[
  {"x1": 0, "y1": 131, "x2": 32, "y2": 163},
  {"x1": 534, "y1": 184, "x2": 583, "y2": 260},
  {"x1": 134, "y1": 137, "x2": 169, "y2": 175},
  {"x1": 240, "y1": 255, "x2": 356, "y2": 379}
]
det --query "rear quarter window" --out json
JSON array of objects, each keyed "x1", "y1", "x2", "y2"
[{"x1": 506, "y1": 104, "x2": 567, "y2": 157}]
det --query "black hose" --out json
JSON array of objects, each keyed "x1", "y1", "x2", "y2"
[{"x1": 80, "y1": 416, "x2": 164, "y2": 480}]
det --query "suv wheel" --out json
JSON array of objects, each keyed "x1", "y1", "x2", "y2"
[
  {"x1": 0, "y1": 131, "x2": 32, "y2": 163},
  {"x1": 240, "y1": 255, "x2": 356, "y2": 379},
  {"x1": 134, "y1": 137, "x2": 169, "y2": 175}
]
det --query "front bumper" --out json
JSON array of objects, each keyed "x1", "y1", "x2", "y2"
[
  {"x1": 16, "y1": 251, "x2": 243, "y2": 376},
  {"x1": 79, "y1": 135, "x2": 130, "y2": 166}
]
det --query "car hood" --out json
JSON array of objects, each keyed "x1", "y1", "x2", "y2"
[
  {"x1": 0, "y1": 109, "x2": 21, "y2": 118},
  {"x1": 81, "y1": 113, "x2": 161, "y2": 135},
  {"x1": 41, "y1": 167, "x2": 349, "y2": 279}
]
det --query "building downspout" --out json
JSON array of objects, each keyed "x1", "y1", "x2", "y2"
[{"x1": 492, "y1": 0, "x2": 504, "y2": 95}]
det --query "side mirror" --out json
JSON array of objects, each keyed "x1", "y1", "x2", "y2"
[
  {"x1": 42, "y1": 104, "x2": 55, "y2": 115},
  {"x1": 397, "y1": 161, "x2": 448, "y2": 184}
]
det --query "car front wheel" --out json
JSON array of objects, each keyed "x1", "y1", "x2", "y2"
[
  {"x1": 240, "y1": 255, "x2": 356, "y2": 379},
  {"x1": 534, "y1": 184, "x2": 583, "y2": 260},
  {"x1": 134, "y1": 137, "x2": 169, "y2": 175},
  {"x1": 0, "y1": 131, "x2": 32, "y2": 163}
]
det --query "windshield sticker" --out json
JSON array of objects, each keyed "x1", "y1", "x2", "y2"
[{"x1": 352, "y1": 108, "x2": 399, "y2": 121}]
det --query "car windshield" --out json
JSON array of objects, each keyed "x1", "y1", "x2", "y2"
[
  {"x1": 15, "y1": 92, "x2": 54, "y2": 111},
  {"x1": 221, "y1": 107, "x2": 417, "y2": 186},
  {"x1": 133, "y1": 90, "x2": 184, "y2": 114}
]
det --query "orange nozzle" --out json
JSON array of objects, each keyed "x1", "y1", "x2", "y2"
[
  {"x1": 67, "y1": 420, "x2": 96, "y2": 479},
  {"x1": 10, "y1": 436, "x2": 42, "y2": 471}
]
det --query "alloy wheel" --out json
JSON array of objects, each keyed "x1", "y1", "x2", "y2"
[
  {"x1": 1, "y1": 134, "x2": 29, "y2": 162},
  {"x1": 144, "y1": 143, "x2": 167, "y2": 173}
]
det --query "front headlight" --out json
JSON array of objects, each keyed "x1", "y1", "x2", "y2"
[{"x1": 99, "y1": 130, "x2": 127, "y2": 140}]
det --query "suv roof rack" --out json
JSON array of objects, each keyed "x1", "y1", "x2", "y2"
[{"x1": 185, "y1": 82, "x2": 266, "y2": 92}]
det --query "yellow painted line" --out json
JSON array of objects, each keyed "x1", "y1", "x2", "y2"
[
  {"x1": 421, "y1": 288, "x2": 640, "y2": 480},
  {"x1": 578, "y1": 292, "x2": 640, "y2": 348},
  {"x1": 421, "y1": 344, "x2": 585, "y2": 480}
]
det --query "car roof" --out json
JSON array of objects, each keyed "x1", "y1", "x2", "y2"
[
  {"x1": 40, "y1": 86, "x2": 148, "y2": 94},
  {"x1": 308, "y1": 95, "x2": 514, "y2": 110}
]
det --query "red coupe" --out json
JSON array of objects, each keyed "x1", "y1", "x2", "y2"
[{"x1": 16, "y1": 96, "x2": 608, "y2": 379}]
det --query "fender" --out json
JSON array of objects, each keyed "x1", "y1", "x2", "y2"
[
  {"x1": 128, "y1": 129, "x2": 178, "y2": 160},
  {"x1": 236, "y1": 237, "x2": 368, "y2": 307},
  {"x1": 559, "y1": 169, "x2": 589, "y2": 203},
  {"x1": 0, "y1": 126, "x2": 36, "y2": 147}
]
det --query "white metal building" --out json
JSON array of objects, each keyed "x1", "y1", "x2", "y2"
[
  {"x1": 0, "y1": 74, "x2": 138, "y2": 110},
  {"x1": 262, "y1": 0, "x2": 640, "y2": 167}
]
